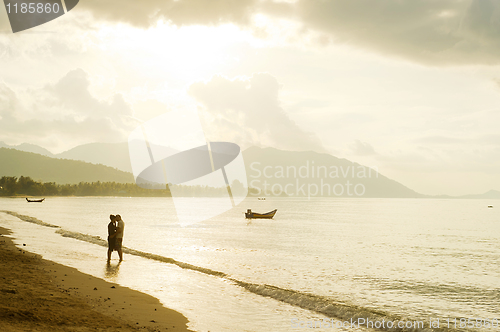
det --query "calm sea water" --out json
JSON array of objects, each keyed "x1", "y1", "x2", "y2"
[{"x1": 1, "y1": 197, "x2": 499, "y2": 332}]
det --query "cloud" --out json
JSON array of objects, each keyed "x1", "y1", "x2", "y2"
[
  {"x1": 414, "y1": 136, "x2": 466, "y2": 145},
  {"x1": 0, "y1": 69, "x2": 135, "y2": 151},
  {"x1": 48, "y1": 68, "x2": 133, "y2": 119},
  {"x1": 414, "y1": 134, "x2": 500, "y2": 146},
  {"x1": 78, "y1": 0, "x2": 259, "y2": 28},
  {"x1": 306, "y1": 0, "x2": 500, "y2": 64},
  {"x1": 350, "y1": 140, "x2": 376, "y2": 156},
  {"x1": 77, "y1": 0, "x2": 500, "y2": 65},
  {"x1": 188, "y1": 73, "x2": 326, "y2": 153}
]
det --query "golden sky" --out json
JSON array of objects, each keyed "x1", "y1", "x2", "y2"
[{"x1": 1, "y1": 0, "x2": 500, "y2": 195}]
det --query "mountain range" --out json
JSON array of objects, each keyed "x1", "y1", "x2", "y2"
[
  {"x1": 0, "y1": 141, "x2": 132, "y2": 172},
  {"x1": 243, "y1": 146, "x2": 423, "y2": 198},
  {"x1": 0, "y1": 141, "x2": 498, "y2": 198},
  {"x1": 0, "y1": 147, "x2": 133, "y2": 184}
]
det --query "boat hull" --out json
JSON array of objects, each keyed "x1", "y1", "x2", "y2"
[
  {"x1": 245, "y1": 209, "x2": 277, "y2": 219},
  {"x1": 26, "y1": 198, "x2": 45, "y2": 203}
]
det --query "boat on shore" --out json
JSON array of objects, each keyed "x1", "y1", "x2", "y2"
[
  {"x1": 245, "y1": 209, "x2": 277, "y2": 219},
  {"x1": 26, "y1": 198, "x2": 45, "y2": 203}
]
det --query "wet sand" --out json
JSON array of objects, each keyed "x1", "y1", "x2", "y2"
[{"x1": 0, "y1": 226, "x2": 194, "y2": 332}]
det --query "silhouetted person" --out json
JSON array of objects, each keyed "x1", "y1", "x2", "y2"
[
  {"x1": 107, "y1": 214, "x2": 117, "y2": 261},
  {"x1": 115, "y1": 214, "x2": 125, "y2": 262}
]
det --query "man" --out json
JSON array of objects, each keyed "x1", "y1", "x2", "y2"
[
  {"x1": 107, "y1": 215, "x2": 116, "y2": 262},
  {"x1": 114, "y1": 214, "x2": 125, "y2": 262}
]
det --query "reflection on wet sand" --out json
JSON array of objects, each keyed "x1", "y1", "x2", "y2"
[{"x1": 105, "y1": 261, "x2": 121, "y2": 279}]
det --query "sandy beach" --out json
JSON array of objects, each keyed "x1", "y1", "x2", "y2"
[{"x1": 0, "y1": 226, "x2": 193, "y2": 332}]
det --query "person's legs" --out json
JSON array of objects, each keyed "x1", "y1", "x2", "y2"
[
  {"x1": 115, "y1": 238, "x2": 123, "y2": 261},
  {"x1": 108, "y1": 238, "x2": 115, "y2": 261}
]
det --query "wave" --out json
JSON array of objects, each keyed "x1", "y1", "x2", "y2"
[
  {"x1": 4, "y1": 210, "x2": 458, "y2": 332},
  {"x1": 55, "y1": 228, "x2": 227, "y2": 278},
  {"x1": 1, "y1": 210, "x2": 60, "y2": 228},
  {"x1": 229, "y1": 282, "x2": 442, "y2": 332}
]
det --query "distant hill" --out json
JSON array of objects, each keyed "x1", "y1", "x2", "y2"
[
  {"x1": 3, "y1": 142, "x2": 498, "y2": 198},
  {"x1": 56, "y1": 142, "x2": 132, "y2": 173},
  {"x1": 463, "y1": 190, "x2": 500, "y2": 199},
  {"x1": 0, "y1": 148, "x2": 134, "y2": 184},
  {"x1": 243, "y1": 146, "x2": 423, "y2": 198},
  {"x1": 435, "y1": 190, "x2": 500, "y2": 200},
  {"x1": 0, "y1": 142, "x2": 54, "y2": 157},
  {"x1": 51, "y1": 143, "x2": 422, "y2": 197},
  {"x1": 55, "y1": 142, "x2": 179, "y2": 174}
]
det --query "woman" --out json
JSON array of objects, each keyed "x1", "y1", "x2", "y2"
[{"x1": 107, "y1": 214, "x2": 117, "y2": 261}]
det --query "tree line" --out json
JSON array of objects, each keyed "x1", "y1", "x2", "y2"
[{"x1": 0, "y1": 176, "x2": 248, "y2": 197}]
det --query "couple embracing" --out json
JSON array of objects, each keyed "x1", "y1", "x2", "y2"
[{"x1": 107, "y1": 214, "x2": 124, "y2": 262}]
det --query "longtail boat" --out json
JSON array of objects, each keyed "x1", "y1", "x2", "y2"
[
  {"x1": 26, "y1": 198, "x2": 45, "y2": 203},
  {"x1": 245, "y1": 209, "x2": 277, "y2": 219}
]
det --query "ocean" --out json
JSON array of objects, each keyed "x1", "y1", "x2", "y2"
[{"x1": 1, "y1": 197, "x2": 499, "y2": 332}]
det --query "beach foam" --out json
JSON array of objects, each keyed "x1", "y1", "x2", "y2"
[{"x1": 0, "y1": 210, "x2": 60, "y2": 228}]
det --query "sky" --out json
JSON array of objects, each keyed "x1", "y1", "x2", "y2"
[{"x1": 1, "y1": 0, "x2": 500, "y2": 196}]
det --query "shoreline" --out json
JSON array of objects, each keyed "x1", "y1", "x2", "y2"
[{"x1": 0, "y1": 226, "x2": 194, "y2": 332}]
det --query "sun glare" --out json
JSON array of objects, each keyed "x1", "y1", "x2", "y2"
[{"x1": 96, "y1": 22, "x2": 253, "y2": 83}]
